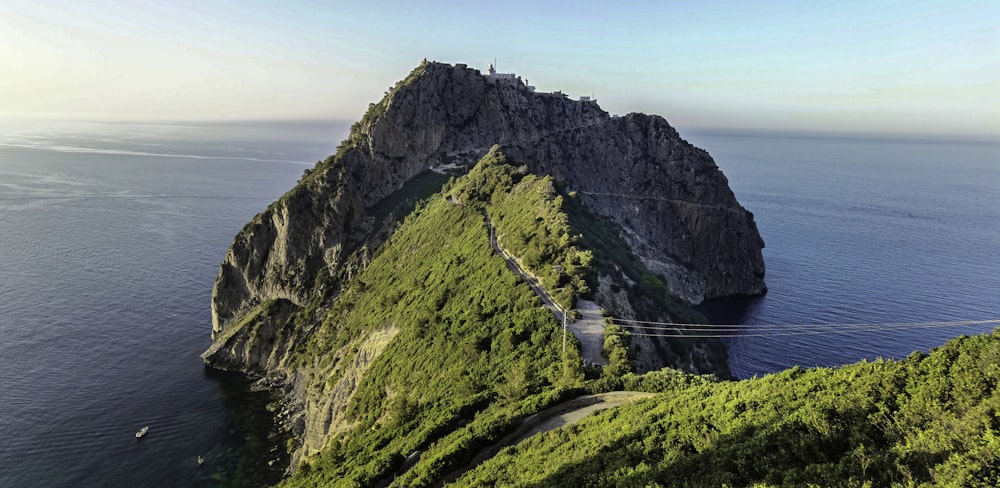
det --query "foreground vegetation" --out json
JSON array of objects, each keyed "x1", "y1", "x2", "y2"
[{"x1": 457, "y1": 330, "x2": 1000, "y2": 487}]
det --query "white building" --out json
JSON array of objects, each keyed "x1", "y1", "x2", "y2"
[
  {"x1": 484, "y1": 63, "x2": 516, "y2": 81},
  {"x1": 483, "y1": 63, "x2": 536, "y2": 92}
]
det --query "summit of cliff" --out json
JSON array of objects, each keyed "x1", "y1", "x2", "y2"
[{"x1": 211, "y1": 61, "x2": 764, "y2": 344}]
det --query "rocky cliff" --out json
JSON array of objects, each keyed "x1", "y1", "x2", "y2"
[
  {"x1": 202, "y1": 62, "x2": 767, "y2": 481},
  {"x1": 209, "y1": 61, "x2": 763, "y2": 358}
]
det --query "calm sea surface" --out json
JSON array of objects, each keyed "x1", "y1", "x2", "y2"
[
  {"x1": 0, "y1": 120, "x2": 343, "y2": 487},
  {"x1": 1, "y1": 120, "x2": 997, "y2": 486},
  {"x1": 688, "y1": 130, "x2": 1000, "y2": 378}
]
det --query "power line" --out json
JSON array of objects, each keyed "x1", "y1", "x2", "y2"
[
  {"x1": 609, "y1": 319, "x2": 1000, "y2": 339},
  {"x1": 479, "y1": 207, "x2": 998, "y2": 345},
  {"x1": 608, "y1": 317, "x2": 999, "y2": 329}
]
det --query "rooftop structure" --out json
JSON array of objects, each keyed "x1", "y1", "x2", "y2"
[
  {"x1": 483, "y1": 62, "x2": 535, "y2": 92},
  {"x1": 484, "y1": 63, "x2": 516, "y2": 80}
]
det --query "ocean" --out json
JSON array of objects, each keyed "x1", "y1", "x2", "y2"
[
  {"x1": 1, "y1": 120, "x2": 997, "y2": 486},
  {"x1": 687, "y1": 130, "x2": 1000, "y2": 378},
  {"x1": 0, "y1": 120, "x2": 343, "y2": 487}
]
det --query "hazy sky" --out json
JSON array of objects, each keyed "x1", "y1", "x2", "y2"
[{"x1": 2, "y1": 0, "x2": 997, "y2": 136}]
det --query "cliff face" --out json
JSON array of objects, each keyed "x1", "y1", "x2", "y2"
[
  {"x1": 209, "y1": 61, "x2": 764, "y2": 361},
  {"x1": 507, "y1": 113, "x2": 765, "y2": 303}
]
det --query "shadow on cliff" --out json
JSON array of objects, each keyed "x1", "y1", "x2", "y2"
[{"x1": 697, "y1": 294, "x2": 767, "y2": 326}]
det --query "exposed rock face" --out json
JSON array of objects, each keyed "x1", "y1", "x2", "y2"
[
  {"x1": 205, "y1": 60, "x2": 765, "y2": 370},
  {"x1": 506, "y1": 113, "x2": 765, "y2": 303}
]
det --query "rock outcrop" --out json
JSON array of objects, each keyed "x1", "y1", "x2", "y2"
[
  {"x1": 506, "y1": 112, "x2": 765, "y2": 303},
  {"x1": 208, "y1": 61, "x2": 764, "y2": 367}
]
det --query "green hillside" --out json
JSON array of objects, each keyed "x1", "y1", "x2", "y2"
[
  {"x1": 276, "y1": 148, "x2": 720, "y2": 487},
  {"x1": 457, "y1": 330, "x2": 1000, "y2": 487},
  {"x1": 269, "y1": 147, "x2": 1000, "y2": 488},
  {"x1": 281, "y1": 151, "x2": 578, "y2": 486}
]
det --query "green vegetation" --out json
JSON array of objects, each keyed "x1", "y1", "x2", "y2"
[
  {"x1": 447, "y1": 149, "x2": 592, "y2": 310},
  {"x1": 249, "y1": 147, "x2": 1000, "y2": 488},
  {"x1": 366, "y1": 170, "x2": 450, "y2": 229},
  {"x1": 558, "y1": 191, "x2": 731, "y2": 375},
  {"x1": 602, "y1": 324, "x2": 632, "y2": 377},
  {"x1": 279, "y1": 151, "x2": 588, "y2": 487},
  {"x1": 561, "y1": 193, "x2": 702, "y2": 325},
  {"x1": 204, "y1": 298, "x2": 296, "y2": 358},
  {"x1": 390, "y1": 387, "x2": 584, "y2": 487},
  {"x1": 457, "y1": 330, "x2": 1000, "y2": 487},
  {"x1": 272, "y1": 148, "x2": 748, "y2": 487}
]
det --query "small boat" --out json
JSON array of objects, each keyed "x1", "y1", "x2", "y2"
[
  {"x1": 197, "y1": 456, "x2": 205, "y2": 465},
  {"x1": 135, "y1": 426, "x2": 149, "y2": 438}
]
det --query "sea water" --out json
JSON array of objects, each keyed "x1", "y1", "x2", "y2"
[
  {"x1": 687, "y1": 130, "x2": 1000, "y2": 378},
  {"x1": 1, "y1": 120, "x2": 997, "y2": 486},
  {"x1": 0, "y1": 119, "x2": 342, "y2": 487}
]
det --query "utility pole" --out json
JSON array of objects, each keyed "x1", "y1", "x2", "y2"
[{"x1": 562, "y1": 307, "x2": 567, "y2": 356}]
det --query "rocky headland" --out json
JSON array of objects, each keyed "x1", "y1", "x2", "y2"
[{"x1": 202, "y1": 61, "x2": 766, "y2": 485}]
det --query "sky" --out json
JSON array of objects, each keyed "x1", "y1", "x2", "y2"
[{"x1": 2, "y1": 0, "x2": 998, "y2": 137}]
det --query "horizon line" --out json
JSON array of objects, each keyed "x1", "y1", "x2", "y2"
[{"x1": 2, "y1": 112, "x2": 997, "y2": 145}]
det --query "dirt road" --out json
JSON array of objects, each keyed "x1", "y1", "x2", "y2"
[
  {"x1": 442, "y1": 391, "x2": 657, "y2": 483},
  {"x1": 485, "y1": 212, "x2": 607, "y2": 365}
]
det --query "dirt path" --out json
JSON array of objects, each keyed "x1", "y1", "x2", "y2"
[
  {"x1": 442, "y1": 391, "x2": 656, "y2": 483},
  {"x1": 485, "y1": 213, "x2": 564, "y2": 321},
  {"x1": 485, "y1": 212, "x2": 608, "y2": 365},
  {"x1": 568, "y1": 299, "x2": 608, "y2": 366}
]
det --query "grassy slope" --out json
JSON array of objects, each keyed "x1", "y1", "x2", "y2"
[
  {"x1": 277, "y1": 149, "x2": 743, "y2": 487},
  {"x1": 269, "y1": 147, "x2": 1000, "y2": 488},
  {"x1": 457, "y1": 330, "x2": 1000, "y2": 487},
  {"x1": 451, "y1": 151, "x2": 726, "y2": 374},
  {"x1": 279, "y1": 152, "x2": 588, "y2": 487}
]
